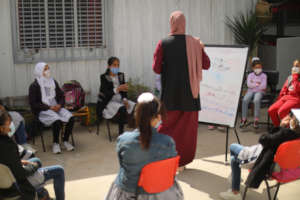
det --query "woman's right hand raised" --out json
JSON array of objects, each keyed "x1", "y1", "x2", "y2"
[{"x1": 118, "y1": 84, "x2": 128, "y2": 92}]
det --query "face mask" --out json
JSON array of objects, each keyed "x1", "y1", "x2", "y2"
[
  {"x1": 110, "y1": 67, "x2": 119, "y2": 75},
  {"x1": 154, "y1": 120, "x2": 162, "y2": 129},
  {"x1": 44, "y1": 70, "x2": 51, "y2": 78},
  {"x1": 254, "y1": 68, "x2": 262, "y2": 75},
  {"x1": 292, "y1": 66, "x2": 300, "y2": 74},
  {"x1": 8, "y1": 122, "x2": 16, "y2": 137},
  {"x1": 289, "y1": 119, "x2": 298, "y2": 130}
]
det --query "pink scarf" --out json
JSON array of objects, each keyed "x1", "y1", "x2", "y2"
[{"x1": 169, "y1": 11, "x2": 203, "y2": 98}]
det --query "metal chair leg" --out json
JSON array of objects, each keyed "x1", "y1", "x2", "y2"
[
  {"x1": 242, "y1": 186, "x2": 248, "y2": 200},
  {"x1": 71, "y1": 132, "x2": 75, "y2": 146},
  {"x1": 273, "y1": 183, "x2": 280, "y2": 200},
  {"x1": 96, "y1": 120, "x2": 100, "y2": 136},
  {"x1": 32, "y1": 122, "x2": 36, "y2": 145},
  {"x1": 40, "y1": 131, "x2": 46, "y2": 152},
  {"x1": 106, "y1": 119, "x2": 112, "y2": 142},
  {"x1": 264, "y1": 179, "x2": 272, "y2": 200}
]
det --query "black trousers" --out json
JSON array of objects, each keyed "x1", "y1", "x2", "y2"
[
  {"x1": 112, "y1": 106, "x2": 127, "y2": 135},
  {"x1": 52, "y1": 117, "x2": 75, "y2": 143}
]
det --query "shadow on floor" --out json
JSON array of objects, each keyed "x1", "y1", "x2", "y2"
[{"x1": 177, "y1": 168, "x2": 276, "y2": 200}]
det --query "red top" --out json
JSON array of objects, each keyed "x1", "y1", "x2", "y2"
[
  {"x1": 278, "y1": 74, "x2": 300, "y2": 100},
  {"x1": 152, "y1": 40, "x2": 210, "y2": 74}
]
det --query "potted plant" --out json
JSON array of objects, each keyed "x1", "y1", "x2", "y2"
[
  {"x1": 226, "y1": 9, "x2": 268, "y2": 59},
  {"x1": 127, "y1": 78, "x2": 152, "y2": 102}
]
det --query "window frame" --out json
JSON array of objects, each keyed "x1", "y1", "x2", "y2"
[{"x1": 10, "y1": 0, "x2": 108, "y2": 64}]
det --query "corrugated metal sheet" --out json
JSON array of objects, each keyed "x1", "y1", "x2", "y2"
[{"x1": 0, "y1": 0, "x2": 256, "y2": 102}]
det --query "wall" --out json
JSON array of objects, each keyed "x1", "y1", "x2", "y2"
[
  {"x1": 0, "y1": 0, "x2": 256, "y2": 102},
  {"x1": 277, "y1": 37, "x2": 300, "y2": 88}
]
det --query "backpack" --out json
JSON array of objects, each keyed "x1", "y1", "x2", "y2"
[{"x1": 62, "y1": 80, "x2": 85, "y2": 111}]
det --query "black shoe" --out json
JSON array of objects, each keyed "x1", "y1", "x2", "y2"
[{"x1": 240, "y1": 119, "x2": 247, "y2": 128}]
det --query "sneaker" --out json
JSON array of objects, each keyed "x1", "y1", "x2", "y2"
[
  {"x1": 239, "y1": 119, "x2": 247, "y2": 128},
  {"x1": 22, "y1": 143, "x2": 37, "y2": 154},
  {"x1": 52, "y1": 143, "x2": 61, "y2": 154},
  {"x1": 63, "y1": 141, "x2": 74, "y2": 151},
  {"x1": 208, "y1": 125, "x2": 216, "y2": 130},
  {"x1": 219, "y1": 189, "x2": 241, "y2": 200},
  {"x1": 253, "y1": 120, "x2": 259, "y2": 129}
]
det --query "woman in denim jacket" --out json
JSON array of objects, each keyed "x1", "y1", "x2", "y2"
[{"x1": 105, "y1": 93, "x2": 183, "y2": 200}]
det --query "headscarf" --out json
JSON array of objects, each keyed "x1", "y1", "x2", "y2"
[
  {"x1": 169, "y1": 11, "x2": 203, "y2": 98},
  {"x1": 169, "y1": 11, "x2": 186, "y2": 35},
  {"x1": 34, "y1": 62, "x2": 56, "y2": 106}
]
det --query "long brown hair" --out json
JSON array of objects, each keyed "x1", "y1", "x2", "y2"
[{"x1": 135, "y1": 93, "x2": 165, "y2": 149}]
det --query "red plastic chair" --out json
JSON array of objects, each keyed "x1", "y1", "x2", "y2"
[
  {"x1": 243, "y1": 139, "x2": 300, "y2": 200},
  {"x1": 137, "y1": 155, "x2": 180, "y2": 194}
]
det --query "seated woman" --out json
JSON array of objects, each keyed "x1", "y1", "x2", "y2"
[
  {"x1": 240, "y1": 57, "x2": 267, "y2": 129},
  {"x1": 0, "y1": 104, "x2": 36, "y2": 154},
  {"x1": 105, "y1": 93, "x2": 183, "y2": 200},
  {"x1": 97, "y1": 56, "x2": 135, "y2": 135},
  {"x1": 0, "y1": 110, "x2": 65, "y2": 200},
  {"x1": 29, "y1": 62, "x2": 75, "y2": 154},
  {"x1": 268, "y1": 59, "x2": 300, "y2": 127},
  {"x1": 219, "y1": 114, "x2": 300, "y2": 200}
]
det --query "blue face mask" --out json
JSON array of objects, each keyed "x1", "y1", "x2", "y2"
[
  {"x1": 8, "y1": 122, "x2": 16, "y2": 137},
  {"x1": 110, "y1": 67, "x2": 119, "y2": 75}
]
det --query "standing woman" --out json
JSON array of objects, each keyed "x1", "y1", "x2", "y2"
[
  {"x1": 152, "y1": 11, "x2": 210, "y2": 169},
  {"x1": 97, "y1": 56, "x2": 135, "y2": 135},
  {"x1": 29, "y1": 62, "x2": 75, "y2": 154}
]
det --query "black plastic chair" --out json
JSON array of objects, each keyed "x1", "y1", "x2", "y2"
[
  {"x1": 32, "y1": 115, "x2": 75, "y2": 152},
  {"x1": 240, "y1": 70, "x2": 279, "y2": 130},
  {"x1": 254, "y1": 70, "x2": 279, "y2": 130},
  {"x1": 96, "y1": 118, "x2": 112, "y2": 142}
]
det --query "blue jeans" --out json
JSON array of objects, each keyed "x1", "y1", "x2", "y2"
[
  {"x1": 230, "y1": 143, "x2": 244, "y2": 191},
  {"x1": 28, "y1": 158, "x2": 65, "y2": 200},
  {"x1": 42, "y1": 165, "x2": 65, "y2": 200},
  {"x1": 15, "y1": 122, "x2": 27, "y2": 145},
  {"x1": 242, "y1": 91, "x2": 263, "y2": 119}
]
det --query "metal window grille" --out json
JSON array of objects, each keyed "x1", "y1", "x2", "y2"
[
  {"x1": 18, "y1": 0, "x2": 47, "y2": 49},
  {"x1": 77, "y1": 0, "x2": 103, "y2": 47},
  {"x1": 16, "y1": 0, "x2": 103, "y2": 50}
]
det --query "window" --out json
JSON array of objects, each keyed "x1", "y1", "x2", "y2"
[{"x1": 12, "y1": 0, "x2": 106, "y2": 63}]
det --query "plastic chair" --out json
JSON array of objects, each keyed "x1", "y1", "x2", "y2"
[
  {"x1": 96, "y1": 119, "x2": 112, "y2": 142},
  {"x1": 137, "y1": 155, "x2": 180, "y2": 195},
  {"x1": 0, "y1": 164, "x2": 22, "y2": 200},
  {"x1": 32, "y1": 115, "x2": 75, "y2": 152},
  {"x1": 240, "y1": 70, "x2": 279, "y2": 130},
  {"x1": 243, "y1": 139, "x2": 300, "y2": 200}
]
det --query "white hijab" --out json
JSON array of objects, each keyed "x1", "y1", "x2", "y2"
[{"x1": 34, "y1": 62, "x2": 56, "y2": 106}]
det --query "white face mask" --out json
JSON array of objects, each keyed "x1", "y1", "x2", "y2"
[
  {"x1": 154, "y1": 120, "x2": 162, "y2": 129},
  {"x1": 254, "y1": 68, "x2": 262, "y2": 75},
  {"x1": 292, "y1": 66, "x2": 300, "y2": 74},
  {"x1": 8, "y1": 122, "x2": 16, "y2": 137},
  {"x1": 44, "y1": 70, "x2": 51, "y2": 78},
  {"x1": 289, "y1": 119, "x2": 298, "y2": 130}
]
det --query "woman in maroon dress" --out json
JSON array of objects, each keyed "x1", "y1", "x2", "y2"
[{"x1": 152, "y1": 11, "x2": 210, "y2": 170}]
